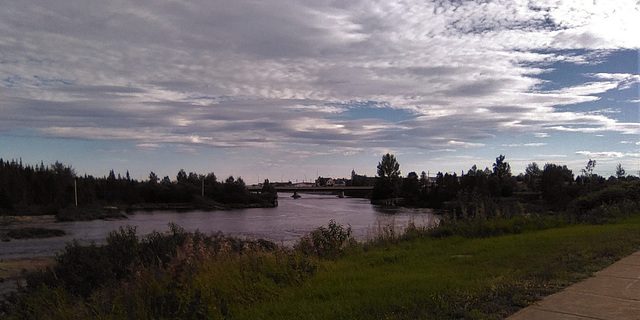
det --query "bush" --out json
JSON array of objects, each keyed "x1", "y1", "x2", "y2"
[
  {"x1": 569, "y1": 181, "x2": 640, "y2": 223},
  {"x1": 422, "y1": 216, "x2": 568, "y2": 240},
  {"x1": 3, "y1": 224, "x2": 318, "y2": 319},
  {"x1": 295, "y1": 220, "x2": 356, "y2": 259},
  {"x1": 31, "y1": 241, "x2": 116, "y2": 297}
]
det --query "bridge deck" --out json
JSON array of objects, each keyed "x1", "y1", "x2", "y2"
[{"x1": 248, "y1": 186, "x2": 373, "y2": 192}]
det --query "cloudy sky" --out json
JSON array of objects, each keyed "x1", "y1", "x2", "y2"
[{"x1": 1, "y1": 0, "x2": 639, "y2": 183}]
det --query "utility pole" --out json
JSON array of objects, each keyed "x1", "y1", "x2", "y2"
[{"x1": 74, "y1": 179, "x2": 78, "y2": 207}]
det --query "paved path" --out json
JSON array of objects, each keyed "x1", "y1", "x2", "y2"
[{"x1": 508, "y1": 251, "x2": 640, "y2": 320}]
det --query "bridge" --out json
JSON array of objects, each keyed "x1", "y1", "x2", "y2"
[{"x1": 247, "y1": 185, "x2": 373, "y2": 198}]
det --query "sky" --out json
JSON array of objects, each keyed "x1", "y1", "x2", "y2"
[{"x1": 1, "y1": 0, "x2": 639, "y2": 184}]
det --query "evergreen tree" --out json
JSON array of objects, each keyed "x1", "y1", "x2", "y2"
[
  {"x1": 615, "y1": 163, "x2": 626, "y2": 179},
  {"x1": 492, "y1": 155, "x2": 511, "y2": 183}
]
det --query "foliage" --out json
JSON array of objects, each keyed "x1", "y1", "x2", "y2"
[
  {"x1": 370, "y1": 153, "x2": 639, "y2": 222},
  {"x1": 615, "y1": 163, "x2": 626, "y2": 179},
  {"x1": 376, "y1": 153, "x2": 401, "y2": 180},
  {"x1": 349, "y1": 170, "x2": 375, "y2": 187},
  {"x1": 432, "y1": 171, "x2": 461, "y2": 205},
  {"x1": 524, "y1": 162, "x2": 542, "y2": 191},
  {"x1": 218, "y1": 176, "x2": 253, "y2": 204},
  {"x1": 540, "y1": 163, "x2": 574, "y2": 209},
  {"x1": 401, "y1": 171, "x2": 420, "y2": 201},
  {"x1": 372, "y1": 153, "x2": 403, "y2": 201},
  {"x1": 568, "y1": 180, "x2": 640, "y2": 223},
  {"x1": 581, "y1": 159, "x2": 597, "y2": 178},
  {"x1": 4, "y1": 190, "x2": 640, "y2": 319},
  {"x1": 427, "y1": 215, "x2": 568, "y2": 239},
  {"x1": 259, "y1": 179, "x2": 278, "y2": 205},
  {"x1": 295, "y1": 220, "x2": 356, "y2": 259},
  {"x1": 492, "y1": 154, "x2": 511, "y2": 183},
  {"x1": 0, "y1": 159, "x2": 274, "y2": 218},
  {"x1": 0, "y1": 159, "x2": 75, "y2": 215},
  {"x1": 2, "y1": 225, "x2": 316, "y2": 319}
]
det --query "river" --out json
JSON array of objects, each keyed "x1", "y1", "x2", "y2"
[{"x1": 1, "y1": 193, "x2": 438, "y2": 260}]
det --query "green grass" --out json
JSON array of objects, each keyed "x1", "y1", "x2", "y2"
[
  {"x1": 3, "y1": 216, "x2": 640, "y2": 319},
  {"x1": 233, "y1": 216, "x2": 640, "y2": 319}
]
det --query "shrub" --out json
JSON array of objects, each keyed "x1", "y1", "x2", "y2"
[
  {"x1": 569, "y1": 180, "x2": 640, "y2": 223},
  {"x1": 421, "y1": 216, "x2": 568, "y2": 240},
  {"x1": 295, "y1": 220, "x2": 356, "y2": 259},
  {"x1": 44, "y1": 241, "x2": 115, "y2": 297},
  {"x1": 4, "y1": 224, "x2": 318, "y2": 319}
]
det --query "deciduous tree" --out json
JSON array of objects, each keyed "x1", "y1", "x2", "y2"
[
  {"x1": 377, "y1": 153, "x2": 401, "y2": 180},
  {"x1": 372, "y1": 153, "x2": 402, "y2": 200}
]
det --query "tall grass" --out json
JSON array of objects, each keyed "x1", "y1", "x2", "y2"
[
  {"x1": 235, "y1": 216, "x2": 640, "y2": 319},
  {"x1": 1, "y1": 225, "x2": 316, "y2": 319}
]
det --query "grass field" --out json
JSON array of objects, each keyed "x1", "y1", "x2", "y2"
[
  {"x1": 3, "y1": 216, "x2": 640, "y2": 319},
  {"x1": 232, "y1": 216, "x2": 640, "y2": 319}
]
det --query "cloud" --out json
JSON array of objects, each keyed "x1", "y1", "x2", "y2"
[
  {"x1": 575, "y1": 151, "x2": 625, "y2": 158},
  {"x1": 447, "y1": 141, "x2": 485, "y2": 148},
  {"x1": 0, "y1": 0, "x2": 638, "y2": 161},
  {"x1": 502, "y1": 143, "x2": 547, "y2": 147}
]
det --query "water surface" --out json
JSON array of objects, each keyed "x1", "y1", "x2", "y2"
[{"x1": 1, "y1": 193, "x2": 438, "y2": 260}]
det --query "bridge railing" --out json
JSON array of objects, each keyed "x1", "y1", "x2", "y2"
[{"x1": 247, "y1": 186, "x2": 373, "y2": 192}]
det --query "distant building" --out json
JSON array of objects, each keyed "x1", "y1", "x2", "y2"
[{"x1": 315, "y1": 177, "x2": 334, "y2": 187}]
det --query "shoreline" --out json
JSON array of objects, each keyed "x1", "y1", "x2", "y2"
[
  {"x1": 1, "y1": 201, "x2": 278, "y2": 224},
  {"x1": 0, "y1": 257, "x2": 54, "y2": 298}
]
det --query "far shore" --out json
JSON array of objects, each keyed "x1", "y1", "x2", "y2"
[{"x1": 0, "y1": 200, "x2": 278, "y2": 224}]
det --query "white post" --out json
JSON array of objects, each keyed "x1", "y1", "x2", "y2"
[{"x1": 74, "y1": 179, "x2": 78, "y2": 207}]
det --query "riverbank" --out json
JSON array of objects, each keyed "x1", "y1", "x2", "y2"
[
  {"x1": 0, "y1": 257, "x2": 53, "y2": 298},
  {"x1": 3, "y1": 214, "x2": 640, "y2": 318},
  {"x1": 235, "y1": 215, "x2": 640, "y2": 319},
  {"x1": 0, "y1": 199, "x2": 278, "y2": 223}
]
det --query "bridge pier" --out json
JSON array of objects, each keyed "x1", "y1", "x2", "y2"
[
  {"x1": 338, "y1": 191, "x2": 345, "y2": 198},
  {"x1": 291, "y1": 191, "x2": 301, "y2": 199}
]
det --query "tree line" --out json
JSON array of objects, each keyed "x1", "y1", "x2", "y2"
[
  {"x1": 0, "y1": 158, "x2": 276, "y2": 216},
  {"x1": 372, "y1": 153, "x2": 639, "y2": 221},
  {"x1": 2, "y1": 155, "x2": 637, "y2": 221}
]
